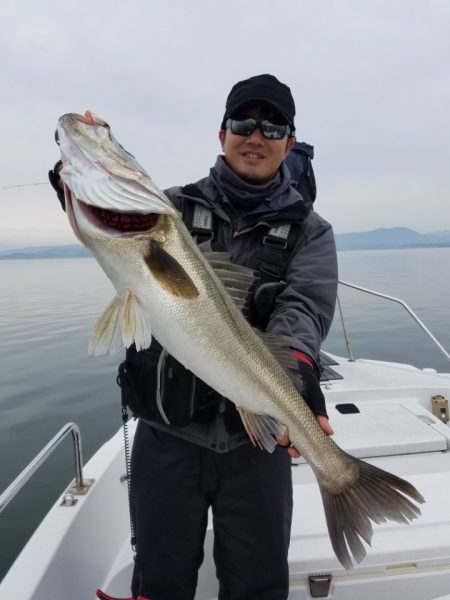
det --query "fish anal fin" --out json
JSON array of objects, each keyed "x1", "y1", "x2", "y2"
[
  {"x1": 238, "y1": 408, "x2": 285, "y2": 453},
  {"x1": 145, "y1": 242, "x2": 199, "y2": 299}
]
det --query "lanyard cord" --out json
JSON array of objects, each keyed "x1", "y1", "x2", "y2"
[{"x1": 121, "y1": 395, "x2": 137, "y2": 553}]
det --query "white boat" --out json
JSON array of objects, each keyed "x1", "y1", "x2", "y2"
[{"x1": 1, "y1": 281, "x2": 450, "y2": 600}]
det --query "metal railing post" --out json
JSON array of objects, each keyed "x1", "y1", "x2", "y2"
[
  {"x1": 336, "y1": 291, "x2": 355, "y2": 362},
  {"x1": 0, "y1": 422, "x2": 93, "y2": 514},
  {"x1": 71, "y1": 425, "x2": 84, "y2": 490},
  {"x1": 337, "y1": 280, "x2": 450, "y2": 366}
]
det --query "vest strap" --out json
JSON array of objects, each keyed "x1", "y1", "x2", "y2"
[
  {"x1": 263, "y1": 224, "x2": 291, "y2": 249},
  {"x1": 184, "y1": 201, "x2": 214, "y2": 244},
  {"x1": 184, "y1": 194, "x2": 304, "y2": 283},
  {"x1": 192, "y1": 204, "x2": 213, "y2": 235}
]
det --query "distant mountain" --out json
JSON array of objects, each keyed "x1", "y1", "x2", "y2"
[
  {"x1": 1, "y1": 228, "x2": 450, "y2": 259},
  {"x1": 335, "y1": 227, "x2": 450, "y2": 251},
  {"x1": 0, "y1": 244, "x2": 91, "y2": 260}
]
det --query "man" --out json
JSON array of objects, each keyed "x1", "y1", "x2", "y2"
[{"x1": 50, "y1": 74, "x2": 337, "y2": 600}]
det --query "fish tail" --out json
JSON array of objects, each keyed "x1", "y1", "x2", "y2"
[{"x1": 319, "y1": 454, "x2": 425, "y2": 569}]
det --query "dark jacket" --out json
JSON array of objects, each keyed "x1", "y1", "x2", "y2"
[
  {"x1": 166, "y1": 174, "x2": 337, "y2": 361},
  {"x1": 121, "y1": 167, "x2": 338, "y2": 452}
]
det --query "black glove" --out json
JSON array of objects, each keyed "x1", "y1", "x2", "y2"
[
  {"x1": 48, "y1": 160, "x2": 66, "y2": 211},
  {"x1": 297, "y1": 360, "x2": 328, "y2": 418}
]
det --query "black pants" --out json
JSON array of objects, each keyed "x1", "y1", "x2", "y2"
[{"x1": 130, "y1": 422, "x2": 293, "y2": 600}]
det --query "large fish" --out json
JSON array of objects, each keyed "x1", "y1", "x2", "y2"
[{"x1": 56, "y1": 111, "x2": 425, "y2": 569}]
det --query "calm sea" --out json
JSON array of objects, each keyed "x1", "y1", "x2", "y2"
[{"x1": 1, "y1": 248, "x2": 450, "y2": 579}]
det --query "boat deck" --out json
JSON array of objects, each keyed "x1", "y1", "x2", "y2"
[{"x1": 2, "y1": 353, "x2": 450, "y2": 599}]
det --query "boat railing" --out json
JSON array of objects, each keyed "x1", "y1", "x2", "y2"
[
  {"x1": 337, "y1": 280, "x2": 450, "y2": 366},
  {"x1": 0, "y1": 422, "x2": 93, "y2": 515}
]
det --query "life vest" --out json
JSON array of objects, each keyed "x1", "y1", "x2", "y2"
[{"x1": 117, "y1": 188, "x2": 310, "y2": 426}]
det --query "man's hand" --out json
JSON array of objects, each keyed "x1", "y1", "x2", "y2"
[
  {"x1": 276, "y1": 355, "x2": 333, "y2": 456},
  {"x1": 48, "y1": 160, "x2": 64, "y2": 191},
  {"x1": 276, "y1": 416, "x2": 334, "y2": 458},
  {"x1": 48, "y1": 160, "x2": 66, "y2": 210}
]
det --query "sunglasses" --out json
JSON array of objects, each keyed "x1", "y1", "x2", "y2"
[{"x1": 226, "y1": 118, "x2": 292, "y2": 140}]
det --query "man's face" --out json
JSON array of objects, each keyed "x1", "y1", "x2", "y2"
[{"x1": 219, "y1": 105, "x2": 295, "y2": 184}]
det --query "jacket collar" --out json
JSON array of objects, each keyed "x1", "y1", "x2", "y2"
[{"x1": 181, "y1": 168, "x2": 310, "y2": 229}]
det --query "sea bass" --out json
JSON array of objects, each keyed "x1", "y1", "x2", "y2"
[{"x1": 56, "y1": 111, "x2": 425, "y2": 569}]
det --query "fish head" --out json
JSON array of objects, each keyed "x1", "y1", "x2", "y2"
[{"x1": 55, "y1": 111, "x2": 175, "y2": 245}]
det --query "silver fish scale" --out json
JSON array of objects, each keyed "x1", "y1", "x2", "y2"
[{"x1": 153, "y1": 216, "x2": 352, "y2": 484}]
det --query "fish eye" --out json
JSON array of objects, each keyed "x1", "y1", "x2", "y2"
[{"x1": 97, "y1": 119, "x2": 110, "y2": 129}]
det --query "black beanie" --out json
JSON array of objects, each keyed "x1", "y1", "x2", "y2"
[{"x1": 221, "y1": 74, "x2": 295, "y2": 130}]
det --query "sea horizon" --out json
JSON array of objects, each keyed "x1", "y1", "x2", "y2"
[{"x1": 2, "y1": 223, "x2": 450, "y2": 260}]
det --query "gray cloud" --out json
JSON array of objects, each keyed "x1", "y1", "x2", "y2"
[{"x1": 1, "y1": 0, "x2": 449, "y2": 247}]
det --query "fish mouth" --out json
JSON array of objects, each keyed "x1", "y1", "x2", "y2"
[{"x1": 79, "y1": 199, "x2": 159, "y2": 233}]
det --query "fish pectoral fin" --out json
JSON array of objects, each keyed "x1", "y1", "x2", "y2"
[
  {"x1": 238, "y1": 408, "x2": 285, "y2": 453},
  {"x1": 88, "y1": 290, "x2": 152, "y2": 355},
  {"x1": 89, "y1": 295, "x2": 126, "y2": 355},
  {"x1": 145, "y1": 242, "x2": 199, "y2": 299}
]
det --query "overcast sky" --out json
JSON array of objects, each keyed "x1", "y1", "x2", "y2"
[{"x1": 1, "y1": 0, "x2": 449, "y2": 248}]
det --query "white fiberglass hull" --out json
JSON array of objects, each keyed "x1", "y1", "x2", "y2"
[{"x1": 1, "y1": 354, "x2": 450, "y2": 599}]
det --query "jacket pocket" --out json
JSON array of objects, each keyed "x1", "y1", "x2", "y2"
[{"x1": 118, "y1": 344, "x2": 220, "y2": 426}]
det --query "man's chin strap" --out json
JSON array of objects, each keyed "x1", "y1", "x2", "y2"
[{"x1": 96, "y1": 590, "x2": 150, "y2": 600}]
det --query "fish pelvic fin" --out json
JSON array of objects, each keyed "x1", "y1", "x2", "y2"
[
  {"x1": 122, "y1": 290, "x2": 152, "y2": 351},
  {"x1": 89, "y1": 295, "x2": 125, "y2": 355},
  {"x1": 319, "y1": 453, "x2": 425, "y2": 569},
  {"x1": 145, "y1": 241, "x2": 199, "y2": 299},
  {"x1": 238, "y1": 408, "x2": 286, "y2": 453},
  {"x1": 88, "y1": 291, "x2": 152, "y2": 355}
]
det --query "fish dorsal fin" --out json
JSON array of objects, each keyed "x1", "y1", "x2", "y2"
[
  {"x1": 202, "y1": 251, "x2": 257, "y2": 310},
  {"x1": 256, "y1": 331, "x2": 298, "y2": 372},
  {"x1": 254, "y1": 330, "x2": 306, "y2": 395},
  {"x1": 202, "y1": 251, "x2": 233, "y2": 262},
  {"x1": 238, "y1": 408, "x2": 286, "y2": 453},
  {"x1": 89, "y1": 290, "x2": 152, "y2": 355},
  {"x1": 204, "y1": 253, "x2": 299, "y2": 374}
]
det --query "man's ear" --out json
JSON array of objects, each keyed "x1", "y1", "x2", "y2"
[
  {"x1": 285, "y1": 136, "x2": 296, "y2": 157},
  {"x1": 219, "y1": 129, "x2": 226, "y2": 151}
]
